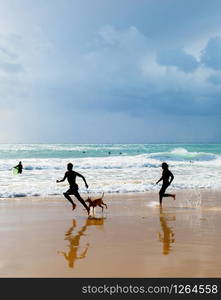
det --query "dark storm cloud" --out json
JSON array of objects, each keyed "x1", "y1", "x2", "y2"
[
  {"x1": 208, "y1": 73, "x2": 221, "y2": 85},
  {"x1": 201, "y1": 37, "x2": 221, "y2": 70},
  {"x1": 156, "y1": 48, "x2": 199, "y2": 73}
]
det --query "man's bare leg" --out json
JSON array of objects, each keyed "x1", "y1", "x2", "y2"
[
  {"x1": 63, "y1": 192, "x2": 76, "y2": 210},
  {"x1": 74, "y1": 192, "x2": 90, "y2": 215},
  {"x1": 164, "y1": 193, "x2": 176, "y2": 200}
]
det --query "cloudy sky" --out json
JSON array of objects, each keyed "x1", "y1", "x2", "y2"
[{"x1": 0, "y1": 0, "x2": 221, "y2": 143}]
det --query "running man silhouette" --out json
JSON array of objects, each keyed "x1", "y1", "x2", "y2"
[
  {"x1": 156, "y1": 162, "x2": 176, "y2": 206},
  {"x1": 56, "y1": 163, "x2": 90, "y2": 215},
  {"x1": 14, "y1": 161, "x2": 23, "y2": 174}
]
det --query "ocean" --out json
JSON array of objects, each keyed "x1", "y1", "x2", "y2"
[{"x1": 0, "y1": 143, "x2": 220, "y2": 198}]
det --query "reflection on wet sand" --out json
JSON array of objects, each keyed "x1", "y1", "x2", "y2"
[
  {"x1": 86, "y1": 216, "x2": 105, "y2": 228},
  {"x1": 158, "y1": 208, "x2": 176, "y2": 255},
  {"x1": 58, "y1": 217, "x2": 105, "y2": 268}
]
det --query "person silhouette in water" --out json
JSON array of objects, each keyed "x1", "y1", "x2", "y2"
[
  {"x1": 14, "y1": 161, "x2": 23, "y2": 174},
  {"x1": 156, "y1": 162, "x2": 176, "y2": 206},
  {"x1": 56, "y1": 163, "x2": 90, "y2": 215}
]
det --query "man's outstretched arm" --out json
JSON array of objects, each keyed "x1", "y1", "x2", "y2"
[
  {"x1": 57, "y1": 173, "x2": 67, "y2": 183},
  {"x1": 169, "y1": 172, "x2": 174, "y2": 184},
  {"x1": 76, "y1": 172, "x2": 88, "y2": 188},
  {"x1": 156, "y1": 176, "x2": 163, "y2": 184}
]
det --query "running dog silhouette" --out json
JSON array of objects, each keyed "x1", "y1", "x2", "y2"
[{"x1": 85, "y1": 193, "x2": 107, "y2": 214}]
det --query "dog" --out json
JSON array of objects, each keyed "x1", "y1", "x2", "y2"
[{"x1": 85, "y1": 192, "x2": 107, "y2": 214}]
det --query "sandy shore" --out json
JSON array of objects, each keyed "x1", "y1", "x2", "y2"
[{"x1": 0, "y1": 189, "x2": 221, "y2": 277}]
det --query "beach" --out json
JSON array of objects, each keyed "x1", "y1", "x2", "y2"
[{"x1": 0, "y1": 189, "x2": 220, "y2": 278}]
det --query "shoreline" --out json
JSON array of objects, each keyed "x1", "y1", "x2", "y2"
[
  {"x1": 0, "y1": 189, "x2": 220, "y2": 277},
  {"x1": 1, "y1": 187, "x2": 221, "y2": 201}
]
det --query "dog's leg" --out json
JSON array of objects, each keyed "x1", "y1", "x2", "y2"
[
  {"x1": 99, "y1": 204, "x2": 103, "y2": 213},
  {"x1": 102, "y1": 201, "x2": 107, "y2": 209},
  {"x1": 88, "y1": 206, "x2": 91, "y2": 215}
]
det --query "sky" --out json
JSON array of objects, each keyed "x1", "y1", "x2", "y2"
[{"x1": 0, "y1": 0, "x2": 221, "y2": 143}]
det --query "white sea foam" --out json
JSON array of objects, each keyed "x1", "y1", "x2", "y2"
[{"x1": 0, "y1": 144, "x2": 220, "y2": 198}]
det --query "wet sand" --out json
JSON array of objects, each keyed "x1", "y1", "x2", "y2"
[{"x1": 0, "y1": 189, "x2": 221, "y2": 277}]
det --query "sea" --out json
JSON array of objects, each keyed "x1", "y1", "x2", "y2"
[{"x1": 0, "y1": 143, "x2": 220, "y2": 198}]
